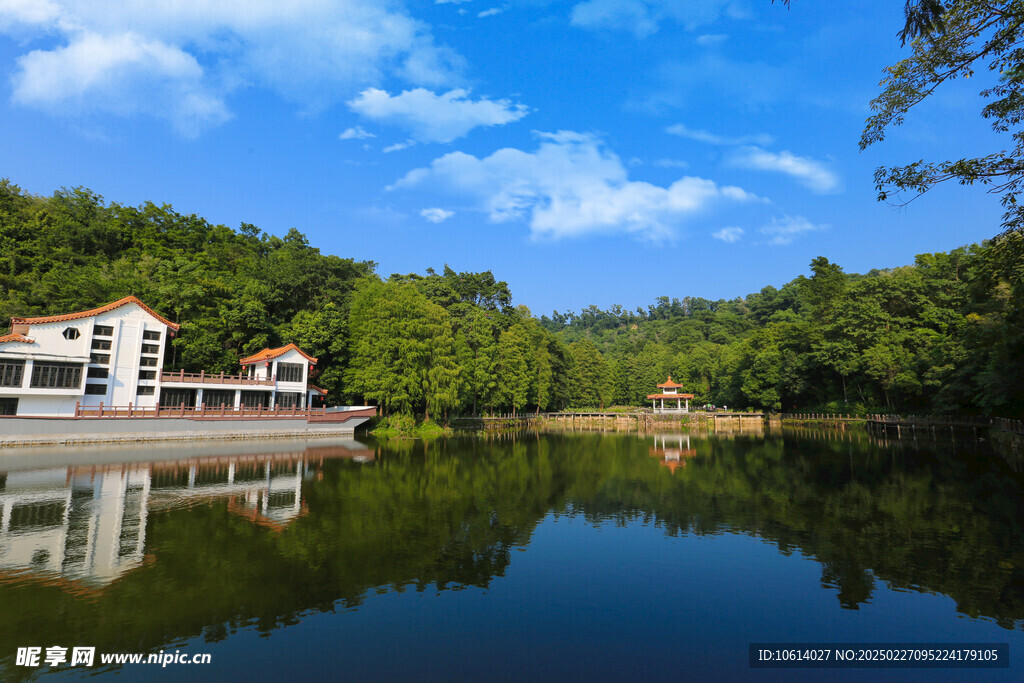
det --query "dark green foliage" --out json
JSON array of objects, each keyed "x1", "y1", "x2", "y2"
[
  {"x1": 0, "y1": 181, "x2": 375, "y2": 402},
  {"x1": 543, "y1": 244, "x2": 1024, "y2": 417}
]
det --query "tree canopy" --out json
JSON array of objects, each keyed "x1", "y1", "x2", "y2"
[{"x1": 860, "y1": 1, "x2": 1024, "y2": 234}]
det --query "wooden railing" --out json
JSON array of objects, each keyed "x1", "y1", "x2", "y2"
[
  {"x1": 73, "y1": 402, "x2": 376, "y2": 421},
  {"x1": 865, "y1": 414, "x2": 993, "y2": 426},
  {"x1": 160, "y1": 370, "x2": 274, "y2": 386},
  {"x1": 994, "y1": 417, "x2": 1024, "y2": 435},
  {"x1": 781, "y1": 413, "x2": 862, "y2": 421}
]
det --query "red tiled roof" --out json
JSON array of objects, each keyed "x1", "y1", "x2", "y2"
[
  {"x1": 9, "y1": 296, "x2": 180, "y2": 331},
  {"x1": 646, "y1": 393, "x2": 695, "y2": 399},
  {"x1": 657, "y1": 375, "x2": 683, "y2": 388},
  {"x1": 308, "y1": 384, "x2": 328, "y2": 395},
  {"x1": 239, "y1": 343, "x2": 317, "y2": 365},
  {"x1": 0, "y1": 333, "x2": 33, "y2": 344}
]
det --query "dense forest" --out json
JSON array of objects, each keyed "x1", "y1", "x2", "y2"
[{"x1": 1, "y1": 179, "x2": 1022, "y2": 417}]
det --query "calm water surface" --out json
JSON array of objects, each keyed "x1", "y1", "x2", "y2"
[{"x1": 0, "y1": 429, "x2": 1022, "y2": 681}]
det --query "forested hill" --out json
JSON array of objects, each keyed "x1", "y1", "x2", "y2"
[
  {"x1": 541, "y1": 247, "x2": 1024, "y2": 416},
  {"x1": 2, "y1": 180, "x2": 1022, "y2": 417}
]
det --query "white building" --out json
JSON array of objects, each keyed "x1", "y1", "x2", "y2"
[
  {"x1": 0, "y1": 297, "x2": 325, "y2": 417},
  {"x1": 0, "y1": 296, "x2": 179, "y2": 416}
]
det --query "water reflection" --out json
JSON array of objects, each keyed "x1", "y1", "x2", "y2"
[
  {"x1": 0, "y1": 431, "x2": 1022, "y2": 678},
  {"x1": 0, "y1": 441, "x2": 373, "y2": 589}
]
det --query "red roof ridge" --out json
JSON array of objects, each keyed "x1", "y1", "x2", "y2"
[
  {"x1": 657, "y1": 375, "x2": 683, "y2": 388},
  {"x1": 10, "y1": 296, "x2": 180, "y2": 331},
  {"x1": 0, "y1": 333, "x2": 33, "y2": 344},
  {"x1": 239, "y1": 343, "x2": 317, "y2": 365}
]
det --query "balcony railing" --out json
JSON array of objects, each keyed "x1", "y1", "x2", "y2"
[
  {"x1": 73, "y1": 402, "x2": 377, "y2": 422},
  {"x1": 160, "y1": 370, "x2": 275, "y2": 386}
]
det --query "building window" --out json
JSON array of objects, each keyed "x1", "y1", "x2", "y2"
[
  {"x1": 84, "y1": 384, "x2": 107, "y2": 395},
  {"x1": 202, "y1": 389, "x2": 235, "y2": 407},
  {"x1": 90, "y1": 354, "x2": 110, "y2": 365},
  {"x1": 140, "y1": 356, "x2": 158, "y2": 367},
  {"x1": 143, "y1": 330, "x2": 161, "y2": 341},
  {"x1": 277, "y1": 363, "x2": 304, "y2": 382},
  {"x1": 87, "y1": 367, "x2": 109, "y2": 379},
  {"x1": 93, "y1": 325, "x2": 113, "y2": 337},
  {"x1": 136, "y1": 385, "x2": 155, "y2": 395},
  {"x1": 30, "y1": 362, "x2": 83, "y2": 389},
  {"x1": 275, "y1": 392, "x2": 301, "y2": 408},
  {"x1": 160, "y1": 388, "x2": 196, "y2": 407},
  {"x1": 141, "y1": 344, "x2": 160, "y2": 355},
  {"x1": 91, "y1": 339, "x2": 112, "y2": 351},
  {"x1": 138, "y1": 370, "x2": 156, "y2": 380},
  {"x1": 63, "y1": 327, "x2": 80, "y2": 340},
  {"x1": 0, "y1": 359, "x2": 25, "y2": 387},
  {"x1": 0, "y1": 397, "x2": 17, "y2": 415},
  {"x1": 240, "y1": 391, "x2": 270, "y2": 408}
]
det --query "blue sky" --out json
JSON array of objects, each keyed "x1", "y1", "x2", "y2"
[{"x1": 0, "y1": 0, "x2": 1005, "y2": 315}]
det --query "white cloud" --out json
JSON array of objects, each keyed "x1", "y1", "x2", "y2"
[
  {"x1": 11, "y1": 32, "x2": 229, "y2": 136},
  {"x1": 570, "y1": 0, "x2": 658, "y2": 38},
  {"x1": 758, "y1": 215, "x2": 826, "y2": 245},
  {"x1": 348, "y1": 87, "x2": 529, "y2": 143},
  {"x1": 383, "y1": 140, "x2": 416, "y2": 153},
  {"x1": 666, "y1": 123, "x2": 773, "y2": 147},
  {"x1": 390, "y1": 130, "x2": 759, "y2": 241},
  {"x1": 420, "y1": 207, "x2": 455, "y2": 223},
  {"x1": 731, "y1": 146, "x2": 841, "y2": 193},
  {"x1": 478, "y1": 7, "x2": 505, "y2": 18},
  {"x1": 339, "y1": 125, "x2": 376, "y2": 140},
  {"x1": 0, "y1": 0, "x2": 465, "y2": 132},
  {"x1": 652, "y1": 159, "x2": 690, "y2": 169},
  {"x1": 696, "y1": 33, "x2": 728, "y2": 46},
  {"x1": 571, "y1": 0, "x2": 748, "y2": 37},
  {"x1": 712, "y1": 226, "x2": 744, "y2": 243}
]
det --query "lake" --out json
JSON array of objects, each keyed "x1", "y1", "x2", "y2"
[{"x1": 0, "y1": 428, "x2": 1022, "y2": 680}]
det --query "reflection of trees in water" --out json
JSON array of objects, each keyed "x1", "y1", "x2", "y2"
[
  {"x1": 567, "y1": 431, "x2": 1024, "y2": 629},
  {"x1": 0, "y1": 431, "x2": 1022, "y2": 669}
]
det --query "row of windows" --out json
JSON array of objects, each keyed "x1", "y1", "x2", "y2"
[
  {"x1": 30, "y1": 362, "x2": 82, "y2": 389},
  {"x1": 93, "y1": 340, "x2": 160, "y2": 354},
  {"x1": 85, "y1": 384, "x2": 156, "y2": 396},
  {"x1": 93, "y1": 325, "x2": 161, "y2": 341},
  {"x1": 90, "y1": 355, "x2": 159, "y2": 367}
]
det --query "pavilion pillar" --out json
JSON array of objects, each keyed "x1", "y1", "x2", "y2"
[{"x1": 685, "y1": 398, "x2": 689, "y2": 412}]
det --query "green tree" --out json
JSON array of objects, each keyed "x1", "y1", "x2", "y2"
[{"x1": 860, "y1": 0, "x2": 1024, "y2": 233}]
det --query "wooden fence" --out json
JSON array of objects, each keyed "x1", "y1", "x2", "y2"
[{"x1": 73, "y1": 402, "x2": 375, "y2": 422}]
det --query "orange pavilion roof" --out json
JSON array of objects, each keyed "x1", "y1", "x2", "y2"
[
  {"x1": 657, "y1": 376, "x2": 683, "y2": 388},
  {"x1": 647, "y1": 393, "x2": 695, "y2": 400},
  {"x1": 9, "y1": 296, "x2": 180, "y2": 332},
  {"x1": 239, "y1": 343, "x2": 317, "y2": 365}
]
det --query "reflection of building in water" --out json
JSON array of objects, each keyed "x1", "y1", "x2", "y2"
[
  {"x1": 0, "y1": 445, "x2": 373, "y2": 586},
  {"x1": 649, "y1": 433, "x2": 697, "y2": 473}
]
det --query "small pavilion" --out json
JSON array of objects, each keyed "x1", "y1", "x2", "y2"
[{"x1": 646, "y1": 376, "x2": 694, "y2": 413}]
